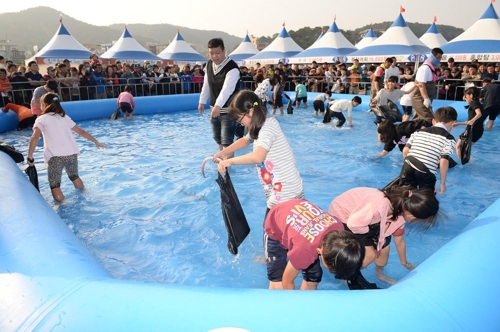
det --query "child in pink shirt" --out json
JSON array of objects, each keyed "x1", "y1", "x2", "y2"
[
  {"x1": 117, "y1": 85, "x2": 135, "y2": 119},
  {"x1": 27, "y1": 92, "x2": 106, "y2": 202},
  {"x1": 328, "y1": 185, "x2": 438, "y2": 284}
]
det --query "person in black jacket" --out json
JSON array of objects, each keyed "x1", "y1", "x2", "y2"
[
  {"x1": 444, "y1": 67, "x2": 465, "y2": 101},
  {"x1": 376, "y1": 119, "x2": 431, "y2": 158}
]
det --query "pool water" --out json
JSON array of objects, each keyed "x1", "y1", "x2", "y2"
[{"x1": 4, "y1": 106, "x2": 500, "y2": 290}]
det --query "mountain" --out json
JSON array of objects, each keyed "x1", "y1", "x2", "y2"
[{"x1": 0, "y1": 6, "x2": 242, "y2": 55}]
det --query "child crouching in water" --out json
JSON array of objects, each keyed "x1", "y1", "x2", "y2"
[
  {"x1": 400, "y1": 106, "x2": 457, "y2": 194},
  {"x1": 27, "y1": 93, "x2": 106, "y2": 201},
  {"x1": 117, "y1": 85, "x2": 135, "y2": 119},
  {"x1": 265, "y1": 198, "x2": 364, "y2": 290}
]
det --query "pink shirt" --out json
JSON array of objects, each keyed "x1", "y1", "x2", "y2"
[
  {"x1": 117, "y1": 92, "x2": 135, "y2": 108},
  {"x1": 33, "y1": 113, "x2": 80, "y2": 163},
  {"x1": 328, "y1": 187, "x2": 405, "y2": 253},
  {"x1": 265, "y1": 199, "x2": 343, "y2": 270}
]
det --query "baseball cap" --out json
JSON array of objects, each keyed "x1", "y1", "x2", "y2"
[
  {"x1": 47, "y1": 66, "x2": 55, "y2": 72},
  {"x1": 495, "y1": 63, "x2": 500, "y2": 67}
]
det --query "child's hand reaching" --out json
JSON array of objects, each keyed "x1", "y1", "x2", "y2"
[{"x1": 95, "y1": 141, "x2": 106, "y2": 149}]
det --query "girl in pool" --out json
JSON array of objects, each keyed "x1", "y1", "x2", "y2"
[
  {"x1": 454, "y1": 86, "x2": 484, "y2": 160},
  {"x1": 117, "y1": 85, "x2": 135, "y2": 119},
  {"x1": 328, "y1": 185, "x2": 439, "y2": 284},
  {"x1": 213, "y1": 90, "x2": 304, "y2": 214},
  {"x1": 376, "y1": 119, "x2": 431, "y2": 158},
  {"x1": 27, "y1": 92, "x2": 106, "y2": 202}
]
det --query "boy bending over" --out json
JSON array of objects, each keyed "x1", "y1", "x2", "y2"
[
  {"x1": 264, "y1": 198, "x2": 364, "y2": 290},
  {"x1": 399, "y1": 106, "x2": 457, "y2": 194}
]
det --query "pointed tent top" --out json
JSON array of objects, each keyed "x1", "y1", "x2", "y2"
[
  {"x1": 426, "y1": 22, "x2": 441, "y2": 34},
  {"x1": 175, "y1": 32, "x2": 185, "y2": 41},
  {"x1": 123, "y1": 28, "x2": 133, "y2": 38},
  {"x1": 243, "y1": 34, "x2": 251, "y2": 43},
  {"x1": 57, "y1": 23, "x2": 70, "y2": 36},
  {"x1": 392, "y1": 14, "x2": 408, "y2": 27},
  {"x1": 365, "y1": 28, "x2": 377, "y2": 38},
  {"x1": 278, "y1": 27, "x2": 291, "y2": 38},
  {"x1": 480, "y1": 3, "x2": 499, "y2": 19},
  {"x1": 328, "y1": 21, "x2": 340, "y2": 33}
]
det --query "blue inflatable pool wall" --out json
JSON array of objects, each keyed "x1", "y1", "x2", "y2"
[{"x1": 1, "y1": 93, "x2": 499, "y2": 331}]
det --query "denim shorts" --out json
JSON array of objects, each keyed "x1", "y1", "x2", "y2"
[
  {"x1": 264, "y1": 233, "x2": 323, "y2": 283},
  {"x1": 210, "y1": 113, "x2": 236, "y2": 147}
]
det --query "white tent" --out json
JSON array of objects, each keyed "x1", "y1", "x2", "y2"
[
  {"x1": 26, "y1": 22, "x2": 92, "y2": 65},
  {"x1": 244, "y1": 26, "x2": 303, "y2": 65},
  {"x1": 228, "y1": 34, "x2": 259, "y2": 62},
  {"x1": 419, "y1": 20, "x2": 448, "y2": 49},
  {"x1": 441, "y1": 3, "x2": 500, "y2": 62},
  {"x1": 157, "y1": 31, "x2": 207, "y2": 62},
  {"x1": 348, "y1": 13, "x2": 430, "y2": 63},
  {"x1": 291, "y1": 21, "x2": 357, "y2": 64},
  {"x1": 355, "y1": 27, "x2": 378, "y2": 50},
  {"x1": 100, "y1": 27, "x2": 162, "y2": 62}
]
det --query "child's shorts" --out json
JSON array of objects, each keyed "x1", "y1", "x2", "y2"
[
  {"x1": 402, "y1": 105, "x2": 413, "y2": 116},
  {"x1": 120, "y1": 102, "x2": 133, "y2": 113},
  {"x1": 264, "y1": 233, "x2": 323, "y2": 283},
  {"x1": 47, "y1": 154, "x2": 79, "y2": 189},
  {"x1": 313, "y1": 100, "x2": 325, "y2": 112},
  {"x1": 296, "y1": 96, "x2": 307, "y2": 104}
]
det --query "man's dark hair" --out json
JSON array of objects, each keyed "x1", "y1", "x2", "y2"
[
  {"x1": 487, "y1": 63, "x2": 495, "y2": 68},
  {"x1": 207, "y1": 38, "x2": 225, "y2": 50},
  {"x1": 28, "y1": 61, "x2": 37, "y2": 67},
  {"x1": 385, "y1": 57, "x2": 394, "y2": 64},
  {"x1": 7, "y1": 63, "x2": 17, "y2": 70},
  {"x1": 432, "y1": 47, "x2": 444, "y2": 56},
  {"x1": 483, "y1": 78, "x2": 492, "y2": 84},
  {"x1": 352, "y1": 96, "x2": 362, "y2": 104},
  {"x1": 448, "y1": 57, "x2": 455, "y2": 63},
  {"x1": 0, "y1": 56, "x2": 4, "y2": 60}
]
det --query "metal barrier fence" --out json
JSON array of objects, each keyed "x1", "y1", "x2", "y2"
[{"x1": 1, "y1": 76, "x2": 486, "y2": 107}]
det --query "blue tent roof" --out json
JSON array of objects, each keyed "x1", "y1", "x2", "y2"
[
  {"x1": 426, "y1": 23, "x2": 440, "y2": 34},
  {"x1": 392, "y1": 14, "x2": 407, "y2": 28},
  {"x1": 365, "y1": 28, "x2": 377, "y2": 38},
  {"x1": 480, "y1": 3, "x2": 499, "y2": 19},
  {"x1": 58, "y1": 24, "x2": 71, "y2": 36}
]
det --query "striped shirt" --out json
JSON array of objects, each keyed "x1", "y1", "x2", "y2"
[
  {"x1": 406, "y1": 125, "x2": 456, "y2": 174},
  {"x1": 247, "y1": 117, "x2": 304, "y2": 208}
]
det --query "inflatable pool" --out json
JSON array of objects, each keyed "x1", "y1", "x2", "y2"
[{"x1": 1, "y1": 94, "x2": 499, "y2": 331}]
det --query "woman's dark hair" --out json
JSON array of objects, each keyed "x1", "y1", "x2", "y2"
[
  {"x1": 124, "y1": 85, "x2": 133, "y2": 93},
  {"x1": 382, "y1": 186, "x2": 439, "y2": 227},
  {"x1": 464, "y1": 86, "x2": 479, "y2": 100},
  {"x1": 377, "y1": 119, "x2": 397, "y2": 143},
  {"x1": 78, "y1": 64, "x2": 85, "y2": 74},
  {"x1": 321, "y1": 230, "x2": 365, "y2": 280},
  {"x1": 41, "y1": 92, "x2": 65, "y2": 116},
  {"x1": 228, "y1": 90, "x2": 267, "y2": 139},
  {"x1": 255, "y1": 74, "x2": 264, "y2": 84}
]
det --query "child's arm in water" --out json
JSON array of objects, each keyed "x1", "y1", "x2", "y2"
[
  {"x1": 282, "y1": 261, "x2": 300, "y2": 290},
  {"x1": 438, "y1": 158, "x2": 450, "y2": 194},
  {"x1": 393, "y1": 235, "x2": 415, "y2": 271},
  {"x1": 71, "y1": 126, "x2": 106, "y2": 149}
]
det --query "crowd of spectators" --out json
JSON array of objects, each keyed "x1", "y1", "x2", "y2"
[{"x1": 1, "y1": 53, "x2": 499, "y2": 108}]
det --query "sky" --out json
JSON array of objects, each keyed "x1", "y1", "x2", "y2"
[{"x1": 1, "y1": 0, "x2": 495, "y2": 38}]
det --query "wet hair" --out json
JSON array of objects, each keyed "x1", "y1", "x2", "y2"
[
  {"x1": 321, "y1": 230, "x2": 365, "y2": 280},
  {"x1": 377, "y1": 119, "x2": 397, "y2": 143},
  {"x1": 434, "y1": 106, "x2": 458, "y2": 123},
  {"x1": 124, "y1": 85, "x2": 133, "y2": 93},
  {"x1": 383, "y1": 186, "x2": 439, "y2": 227},
  {"x1": 41, "y1": 92, "x2": 65, "y2": 116},
  {"x1": 208, "y1": 38, "x2": 225, "y2": 50},
  {"x1": 464, "y1": 86, "x2": 479, "y2": 100},
  {"x1": 228, "y1": 90, "x2": 267, "y2": 139},
  {"x1": 352, "y1": 96, "x2": 362, "y2": 104}
]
